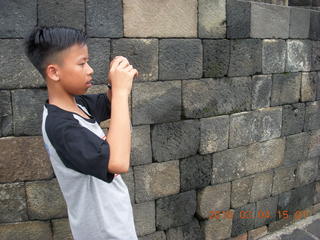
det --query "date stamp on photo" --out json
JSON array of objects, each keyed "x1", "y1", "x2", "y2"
[{"x1": 209, "y1": 209, "x2": 311, "y2": 220}]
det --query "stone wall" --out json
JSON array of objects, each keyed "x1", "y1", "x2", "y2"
[{"x1": 0, "y1": 0, "x2": 320, "y2": 239}]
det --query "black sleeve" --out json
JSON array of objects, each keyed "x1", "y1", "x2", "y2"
[
  {"x1": 51, "y1": 121, "x2": 114, "y2": 183},
  {"x1": 75, "y1": 93, "x2": 111, "y2": 123}
]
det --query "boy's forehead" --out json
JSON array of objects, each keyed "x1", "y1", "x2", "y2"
[{"x1": 62, "y1": 43, "x2": 88, "y2": 60}]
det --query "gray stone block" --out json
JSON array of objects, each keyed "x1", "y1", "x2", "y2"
[
  {"x1": 0, "y1": 39, "x2": 44, "y2": 89},
  {"x1": 317, "y1": 72, "x2": 320, "y2": 100},
  {"x1": 255, "y1": 196, "x2": 278, "y2": 228},
  {"x1": 0, "y1": 182, "x2": 27, "y2": 223},
  {"x1": 305, "y1": 100, "x2": 320, "y2": 131},
  {"x1": 231, "y1": 202, "x2": 256, "y2": 237},
  {"x1": 271, "y1": 72, "x2": 301, "y2": 106},
  {"x1": 289, "y1": 7, "x2": 310, "y2": 38},
  {"x1": 296, "y1": 158, "x2": 318, "y2": 186},
  {"x1": 138, "y1": 231, "x2": 166, "y2": 240},
  {"x1": 26, "y1": 178, "x2": 67, "y2": 220},
  {"x1": 278, "y1": 182, "x2": 315, "y2": 216},
  {"x1": 111, "y1": 38, "x2": 158, "y2": 82},
  {"x1": 284, "y1": 132, "x2": 309, "y2": 165},
  {"x1": 51, "y1": 218, "x2": 73, "y2": 240},
  {"x1": 311, "y1": 41, "x2": 320, "y2": 70},
  {"x1": 156, "y1": 190, "x2": 197, "y2": 230},
  {"x1": 199, "y1": 115, "x2": 229, "y2": 154},
  {"x1": 180, "y1": 154, "x2": 212, "y2": 192},
  {"x1": 309, "y1": 10, "x2": 320, "y2": 40},
  {"x1": 272, "y1": 164, "x2": 297, "y2": 195},
  {"x1": 289, "y1": 0, "x2": 312, "y2": 6},
  {"x1": 196, "y1": 182, "x2": 231, "y2": 219},
  {"x1": 198, "y1": 0, "x2": 226, "y2": 38},
  {"x1": 151, "y1": 120, "x2": 200, "y2": 162},
  {"x1": 281, "y1": 103, "x2": 305, "y2": 136},
  {"x1": 203, "y1": 39, "x2": 230, "y2": 78},
  {"x1": 86, "y1": 38, "x2": 110, "y2": 85},
  {"x1": 166, "y1": 218, "x2": 204, "y2": 240},
  {"x1": 250, "y1": 170, "x2": 273, "y2": 202},
  {"x1": 228, "y1": 39, "x2": 262, "y2": 77},
  {"x1": 229, "y1": 107, "x2": 282, "y2": 148},
  {"x1": 301, "y1": 72, "x2": 317, "y2": 102},
  {"x1": 130, "y1": 125, "x2": 152, "y2": 166},
  {"x1": 0, "y1": 0, "x2": 36, "y2": 38},
  {"x1": 11, "y1": 89, "x2": 48, "y2": 136},
  {"x1": 262, "y1": 39, "x2": 286, "y2": 74},
  {"x1": 200, "y1": 214, "x2": 233, "y2": 240},
  {"x1": 252, "y1": 75, "x2": 272, "y2": 110},
  {"x1": 182, "y1": 77, "x2": 252, "y2": 118},
  {"x1": 133, "y1": 201, "x2": 156, "y2": 236},
  {"x1": 231, "y1": 175, "x2": 254, "y2": 208},
  {"x1": 134, "y1": 160, "x2": 180, "y2": 203},
  {"x1": 86, "y1": 0, "x2": 123, "y2": 37},
  {"x1": 286, "y1": 40, "x2": 312, "y2": 72},
  {"x1": 38, "y1": 0, "x2": 85, "y2": 30},
  {"x1": 159, "y1": 39, "x2": 202, "y2": 80},
  {"x1": 132, "y1": 81, "x2": 181, "y2": 125},
  {"x1": 212, "y1": 145, "x2": 248, "y2": 184},
  {"x1": 308, "y1": 129, "x2": 320, "y2": 158},
  {"x1": 0, "y1": 90, "x2": 13, "y2": 137}
]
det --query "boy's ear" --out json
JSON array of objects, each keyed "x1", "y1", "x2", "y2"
[{"x1": 46, "y1": 64, "x2": 60, "y2": 81}]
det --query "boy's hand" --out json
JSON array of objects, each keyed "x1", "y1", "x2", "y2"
[{"x1": 108, "y1": 56, "x2": 138, "y2": 96}]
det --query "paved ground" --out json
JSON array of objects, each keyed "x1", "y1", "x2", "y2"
[{"x1": 258, "y1": 212, "x2": 320, "y2": 240}]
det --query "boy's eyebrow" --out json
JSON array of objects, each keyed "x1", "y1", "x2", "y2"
[{"x1": 77, "y1": 56, "x2": 89, "y2": 61}]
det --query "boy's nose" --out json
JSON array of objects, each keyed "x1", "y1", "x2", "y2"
[{"x1": 87, "y1": 63, "x2": 94, "y2": 75}]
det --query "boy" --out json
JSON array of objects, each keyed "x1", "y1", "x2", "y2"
[{"x1": 23, "y1": 25, "x2": 139, "y2": 240}]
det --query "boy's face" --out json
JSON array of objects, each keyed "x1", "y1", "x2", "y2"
[{"x1": 54, "y1": 43, "x2": 94, "y2": 96}]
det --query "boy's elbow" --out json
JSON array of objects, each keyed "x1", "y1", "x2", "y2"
[{"x1": 107, "y1": 159, "x2": 130, "y2": 174}]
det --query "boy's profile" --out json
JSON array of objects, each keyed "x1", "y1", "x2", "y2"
[{"x1": 23, "y1": 25, "x2": 138, "y2": 240}]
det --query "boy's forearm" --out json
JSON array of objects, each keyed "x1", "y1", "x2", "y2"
[{"x1": 105, "y1": 91, "x2": 131, "y2": 173}]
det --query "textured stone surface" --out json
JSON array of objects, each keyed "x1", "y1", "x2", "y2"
[
  {"x1": 0, "y1": 221, "x2": 52, "y2": 240},
  {"x1": 151, "y1": 120, "x2": 200, "y2": 162},
  {"x1": 305, "y1": 100, "x2": 320, "y2": 131},
  {"x1": 0, "y1": 39, "x2": 44, "y2": 89},
  {"x1": 310, "y1": 10, "x2": 320, "y2": 40},
  {"x1": 26, "y1": 178, "x2": 67, "y2": 220},
  {"x1": 132, "y1": 81, "x2": 181, "y2": 125},
  {"x1": 203, "y1": 39, "x2": 230, "y2": 78},
  {"x1": 308, "y1": 129, "x2": 320, "y2": 158},
  {"x1": 255, "y1": 196, "x2": 278, "y2": 228},
  {"x1": 0, "y1": 90, "x2": 13, "y2": 137},
  {"x1": 86, "y1": 38, "x2": 110, "y2": 85},
  {"x1": 286, "y1": 40, "x2": 312, "y2": 72},
  {"x1": 252, "y1": 75, "x2": 272, "y2": 110},
  {"x1": 281, "y1": 103, "x2": 306, "y2": 136},
  {"x1": 311, "y1": 41, "x2": 320, "y2": 70},
  {"x1": 51, "y1": 218, "x2": 73, "y2": 240},
  {"x1": 130, "y1": 125, "x2": 152, "y2": 166},
  {"x1": 248, "y1": 226, "x2": 268, "y2": 240},
  {"x1": 138, "y1": 231, "x2": 166, "y2": 240},
  {"x1": 0, "y1": 182, "x2": 27, "y2": 223},
  {"x1": 12, "y1": 89, "x2": 48, "y2": 136},
  {"x1": 38, "y1": 0, "x2": 85, "y2": 30},
  {"x1": 159, "y1": 39, "x2": 202, "y2": 80},
  {"x1": 231, "y1": 175, "x2": 254, "y2": 208},
  {"x1": 262, "y1": 39, "x2": 286, "y2": 74},
  {"x1": 0, "y1": 136, "x2": 53, "y2": 183},
  {"x1": 183, "y1": 77, "x2": 253, "y2": 118},
  {"x1": 86, "y1": 0, "x2": 123, "y2": 37},
  {"x1": 284, "y1": 132, "x2": 309, "y2": 166},
  {"x1": 198, "y1": 0, "x2": 226, "y2": 38},
  {"x1": 200, "y1": 213, "x2": 233, "y2": 240},
  {"x1": 196, "y1": 182, "x2": 231, "y2": 219},
  {"x1": 134, "y1": 161, "x2": 180, "y2": 203},
  {"x1": 301, "y1": 72, "x2": 317, "y2": 102},
  {"x1": 123, "y1": 0, "x2": 197, "y2": 37},
  {"x1": 228, "y1": 39, "x2": 262, "y2": 77},
  {"x1": 0, "y1": 0, "x2": 37, "y2": 38},
  {"x1": 199, "y1": 115, "x2": 229, "y2": 154},
  {"x1": 180, "y1": 154, "x2": 212, "y2": 192},
  {"x1": 296, "y1": 157, "x2": 318, "y2": 186},
  {"x1": 231, "y1": 202, "x2": 256, "y2": 237},
  {"x1": 111, "y1": 38, "x2": 158, "y2": 82},
  {"x1": 250, "y1": 170, "x2": 273, "y2": 202},
  {"x1": 289, "y1": 7, "x2": 310, "y2": 38},
  {"x1": 271, "y1": 73, "x2": 301, "y2": 106},
  {"x1": 133, "y1": 201, "x2": 155, "y2": 236},
  {"x1": 229, "y1": 107, "x2": 282, "y2": 148},
  {"x1": 156, "y1": 190, "x2": 197, "y2": 230},
  {"x1": 166, "y1": 218, "x2": 204, "y2": 240}
]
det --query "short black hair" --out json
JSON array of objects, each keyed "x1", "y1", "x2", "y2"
[{"x1": 23, "y1": 25, "x2": 88, "y2": 79}]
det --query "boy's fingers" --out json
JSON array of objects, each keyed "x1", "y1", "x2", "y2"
[{"x1": 110, "y1": 56, "x2": 129, "y2": 71}]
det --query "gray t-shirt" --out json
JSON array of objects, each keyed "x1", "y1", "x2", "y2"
[{"x1": 41, "y1": 93, "x2": 137, "y2": 240}]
